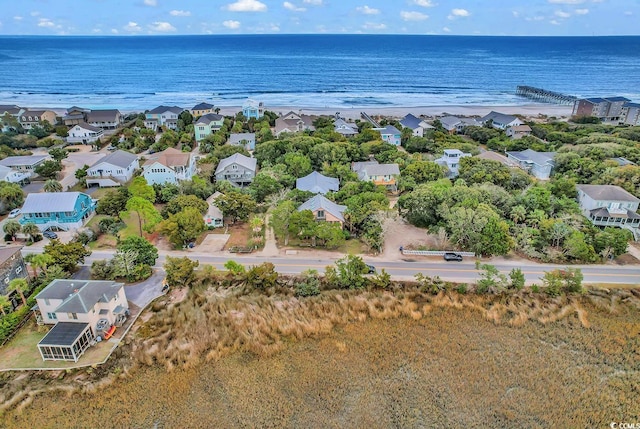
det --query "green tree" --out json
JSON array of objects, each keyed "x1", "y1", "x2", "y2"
[
  {"x1": 315, "y1": 222, "x2": 345, "y2": 249},
  {"x1": 8, "y1": 278, "x2": 29, "y2": 307},
  {"x1": 3, "y1": 220, "x2": 21, "y2": 240},
  {"x1": 542, "y1": 270, "x2": 563, "y2": 297},
  {"x1": 327, "y1": 255, "x2": 368, "y2": 290},
  {"x1": 163, "y1": 194, "x2": 208, "y2": 218},
  {"x1": 249, "y1": 172, "x2": 283, "y2": 203},
  {"x1": 246, "y1": 262, "x2": 278, "y2": 290},
  {"x1": 270, "y1": 200, "x2": 296, "y2": 245},
  {"x1": 43, "y1": 239, "x2": 91, "y2": 273},
  {"x1": 129, "y1": 176, "x2": 156, "y2": 202},
  {"x1": 402, "y1": 160, "x2": 445, "y2": 184},
  {"x1": 55, "y1": 125, "x2": 69, "y2": 137},
  {"x1": 180, "y1": 176, "x2": 215, "y2": 200},
  {"x1": 159, "y1": 207, "x2": 207, "y2": 248},
  {"x1": 48, "y1": 147, "x2": 68, "y2": 162},
  {"x1": 295, "y1": 269, "x2": 321, "y2": 297},
  {"x1": 122, "y1": 196, "x2": 162, "y2": 236},
  {"x1": 215, "y1": 190, "x2": 257, "y2": 224},
  {"x1": 117, "y1": 236, "x2": 158, "y2": 266},
  {"x1": 288, "y1": 210, "x2": 317, "y2": 245},
  {"x1": 164, "y1": 256, "x2": 199, "y2": 288},
  {"x1": 21, "y1": 223, "x2": 41, "y2": 242},
  {"x1": 0, "y1": 295, "x2": 10, "y2": 315},
  {"x1": 75, "y1": 164, "x2": 90, "y2": 187},
  {"x1": 224, "y1": 260, "x2": 246, "y2": 275},
  {"x1": 0, "y1": 181, "x2": 24, "y2": 213},
  {"x1": 509, "y1": 268, "x2": 525, "y2": 290},
  {"x1": 475, "y1": 262, "x2": 507, "y2": 294},
  {"x1": 43, "y1": 179, "x2": 63, "y2": 192},
  {"x1": 96, "y1": 188, "x2": 130, "y2": 217},
  {"x1": 34, "y1": 160, "x2": 62, "y2": 180},
  {"x1": 28, "y1": 125, "x2": 49, "y2": 139},
  {"x1": 25, "y1": 253, "x2": 53, "y2": 278}
]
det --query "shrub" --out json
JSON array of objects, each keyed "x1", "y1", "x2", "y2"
[
  {"x1": 295, "y1": 270, "x2": 321, "y2": 297},
  {"x1": 246, "y1": 263, "x2": 278, "y2": 290}
]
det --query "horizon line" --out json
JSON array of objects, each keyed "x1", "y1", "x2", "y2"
[{"x1": 1, "y1": 33, "x2": 639, "y2": 38}]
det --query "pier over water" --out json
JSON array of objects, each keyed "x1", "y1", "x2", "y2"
[{"x1": 516, "y1": 86, "x2": 577, "y2": 105}]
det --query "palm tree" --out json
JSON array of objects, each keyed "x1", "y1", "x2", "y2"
[
  {"x1": 3, "y1": 220, "x2": 21, "y2": 241},
  {"x1": 0, "y1": 295, "x2": 10, "y2": 315},
  {"x1": 24, "y1": 253, "x2": 53, "y2": 278},
  {"x1": 21, "y1": 223, "x2": 40, "y2": 242},
  {"x1": 8, "y1": 278, "x2": 29, "y2": 307},
  {"x1": 43, "y1": 179, "x2": 63, "y2": 192}
]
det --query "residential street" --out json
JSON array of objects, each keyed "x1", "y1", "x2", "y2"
[{"x1": 22, "y1": 247, "x2": 640, "y2": 286}]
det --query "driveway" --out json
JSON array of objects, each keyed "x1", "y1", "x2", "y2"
[
  {"x1": 124, "y1": 268, "x2": 166, "y2": 308},
  {"x1": 22, "y1": 182, "x2": 45, "y2": 194}
]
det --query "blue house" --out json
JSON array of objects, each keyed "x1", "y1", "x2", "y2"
[
  {"x1": 242, "y1": 99, "x2": 264, "y2": 119},
  {"x1": 375, "y1": 125, "x2": 402, "y2": 146},
  {"x1": 19, "y1": 192, "x2": 95, "y2": 231}
]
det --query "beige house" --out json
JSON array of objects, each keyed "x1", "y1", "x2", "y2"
[
  {"x1": 35, "y1": 279, "x2": 129, "y2": 361},
  {"x1": 274, "y1": 111, "x2": 315, "y2": 137},
  {"x1": 19, "y1": 110, "x2": 57, "y2": 130},
  {"x1": 506, "y1": 125, "x2": 532, "y2": 139},
  {"x1": 297, "y1": 194, "x2": 347, "y2": 227}
]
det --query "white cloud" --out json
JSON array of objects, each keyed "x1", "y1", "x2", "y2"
[
  {"x1": 92, "y1": 28, "x2": 102, "y2": 33},
  {"x1": 526, "y1": 15, "x2": 545, "y2": 21},
  {"x1": 14, "y1": 16, "x2": 23, "y2": 21},
  {"x1": 413, "y1": 0, "x2": 436, "y2": 7},
  {"x1": 143, "y1": 0, "x2": 157, "y2": 6},
  {"x1": 442, "y1": 26, "x2": 451, "y2": 32},
  {"x1": 37, "y1": 18, "x2": 55, "y2": 28},
  {"x1": 170, "y1": 10, "x2": 191, "y2": 17},
  {"x1": 223, "y1": 20, "x2": 241, "y2": 29},
  {"x1": 401, "y1": 11, "x2": 429, "y2": 21},
  {"x1": 111, "y1": 28, "x2": 119, "y2": 34},
  {"x1": 149, "y1": 21, "x2": 176, "y2": 32},
  {"x1": 356, "y1": 5, "x2": 379, "y2": 15},
  {"x1": 270, "y1": 23, "x2": 281, "y2": 31},
  {"x1": 575, "y1": 8, "x2": 589, "y2": 15},
  {"x1": 30, "y1": 11, "x2": 40, "y2": 17},
  {"x1": 362, "y1": 22, "x2": 387, "y2": 30},
  {"x1": 303, "y1": 0, "x2": 323, "y2": 4},
  {"x1": 550, "y1": 19, "x2": 561, "y2": 25},
  {"x1": 512, "y1": 11, "x2": 520, "y2": 18},
  {"x1": 555, "y1": 10, "x2": 571, "y2": 18},
  {"x1": 123, "y1": 21, "x2": 142, "y2": 32},
  {"x1": 448, "y1": 8, "x2": 470, "y2": 20},
  {"x1": 624, "y1": 11, "x2": 633, "y2": 16},
  {"x1": 284, "y1": 2, "x2": 306, "y2": 12},
  {"x1": 224, "y1": 0, "x2": 267, "y2": 12}
]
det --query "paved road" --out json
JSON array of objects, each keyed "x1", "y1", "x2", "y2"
[{"x1": 23, "y1": 248, "x2": 640, "y2": 285}]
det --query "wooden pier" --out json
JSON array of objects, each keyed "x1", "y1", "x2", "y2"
[
  {"x1": 516, "y1": 86, "x2": 577, "y2": 105},
  {"x1": 360, "y1": 112, "x2": 381, "y2": 128}
]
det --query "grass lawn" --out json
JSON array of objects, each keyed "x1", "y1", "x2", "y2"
[
  {"x1": 121, "y1": 212, "x2": 143, "y2": 239},
  {"x1": 224, "y1": 223, "x2": 252, "y2": 249},
  {"x1": 339, "y1": 239, "x2": 366, "y2": 254},
  {"x1": 0, "y1": 319, "x2": 114, "y2": 370}
]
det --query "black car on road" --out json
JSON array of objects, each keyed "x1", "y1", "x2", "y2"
[{"x1": 443, "y1": 252, "x2": 463, "y2": 261}]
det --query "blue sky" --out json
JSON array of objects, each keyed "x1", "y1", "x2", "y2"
[{"x1": 1, "y1": 0, "x2": 638, "y2": 36}]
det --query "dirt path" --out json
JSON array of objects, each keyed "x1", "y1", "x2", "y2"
[
  {"x1": 378, "y1": 216, "x2": 434, "y2": 261},
  {"x1": 259, "y1": 214, "x2": 279, "y2": 257}
]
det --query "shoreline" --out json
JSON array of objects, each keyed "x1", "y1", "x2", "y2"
[{"x1": 31, "y1": 103, "x2": 573, "y2": 121}]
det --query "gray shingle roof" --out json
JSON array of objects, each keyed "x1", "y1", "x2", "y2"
[
  {"x1": 192, "y1": 102, "x2": 214, "y2": 110},
  {"x1": 399, "y1": 114, "x2": 422, "y2": 129},
  {"x1": 148, "y1": 105, "x2": 183, "y2": 115},
  {"x1": 351, "y1": 160, "x2": 379, "y2": 174},
  {"x1": 91, "y1": 150, "x2": 138, "y2": 169},
  {"x1": 379, "y1": 125, "x2": 401, "y2": 135},
  {"x1": 577, "y1": 184, "x2": 640, "y2": 203},
  {"x1": 37, "y1": 279, "x2": 124, "y2": 314},
  {"x1": 605, "y1": 96, "x2": 631, "y2": 102},
  {"x1": 86, "y1": 109, "x2": 120, "y2": 123},
  {"x1": 506, "y1": 149, "x2": 555, "y2": 167},
  {"x1": 21, "y1": 192, "x2": 89, "y2": 214},
  {"x1": 195, "y1": 113, "x2": 223, "y2": 124},
  {"x1": 215, "y1": 153, "x2": 257, "y2": 174},
  {"x1": 0, "y1": 246, "x2": 22, "y2": 265},
  {"x1": 296, "y1": 171, "x2": 339, "y2": 194},
  {"x1": 0, "y1": 155, "x2": 49, "y2": 167},
  {"x1": 73, "y1": 122, "x2": 103, "y2": 132},
  {"x1": 481, "y1": 111, "x2": 519, "y2": 125},
  {"x1": 297, "y1": 195, "x2": 347, "y2": 222},
  {"x1": 228, "y1": 133, "x2": 255, "y2": 145},
  {"x1": 362, "y1": 163, "x2": 400, "y2": 177}
]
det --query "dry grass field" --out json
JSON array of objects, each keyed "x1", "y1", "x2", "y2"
[{"x1": 1, "y1": 285, "x2": 639, "y2": 428}]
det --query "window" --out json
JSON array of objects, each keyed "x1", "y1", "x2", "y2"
[
  {"x1": 317, "y1": 210, "x2": 325, "y2": 219},
  {"x1": 44, "y1": 298, "x2": 50, "y2": 305},
  {"x1": 15, "y1": 266, "x2": 22, "y2": 275},
  {"x1": 47, "y1": 312, "x2": 57, "y2": 320},
  {"x1": 67, "y1": 313, "x2": 78, "y2": 320}
]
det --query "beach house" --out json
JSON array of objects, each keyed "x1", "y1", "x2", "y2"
[
  {"x1": 86, "y1": 109, "x2": 122, "y2": 130},
  {"x1": 0, "y1": 165, "x2": 31, "y2": 185},
  {"x1": 480, "y1": 111, "x2": 523, "y2": 130},
  {"x1": 215, "y1": 153, "x2": 257, "y2": 188},
  {"x1": 576, "y1": 184, "x2": 640, "y2": 239},
  {"x1": 204, "y1": 192, "x2": 224, "y2": 228},
  {"x1": 194, "y1": 113, "x2": 224, "y2": 142},
  {"x1": 0, "y1": 155, "x2": 49, "y2": 173},
  {"x1": 191, "y1": 102, "x2": 215, "y2": 117},
  {"x1": 439, "y1": 116, "x2": 479, "y2": 134},
  {"x1": 275, "y1": 111, "x2": 315, "y2": 137},
  {"x1": 334, "y1": 118, "x2": 359, "y2": 136},
  {"x1": 242, "y1": 99, "x2": 265, "y2": 119},
  {"x1": 296, "y1": 171, "x2": 339, "y2": 195},
  {"x1": 67, "y1": 123, "x2": 104, "y2": 144},
  {"x1": 621, "y1": 102, "x2": 640, "y2": 126},
  {"x1": 0, "y1": 105, "x2": 24, "y2": 132},
  {"x1": 0, "y1": 246, "x2": 28, "y2": 311},
  {"x1": 297, "y1": 194, "x2": 347, "y2": 227},
  {"x1": 228, "y1": 133, "x2": 256, "y2": 151},
  {"x1": 35, "y1": 279, "x2": 129, "y2": 362},
  {"x1": 506, "y1": 125, "x2": 533, "y2": 139},
  {"x1": 572, "y1": 97, "x2": 631, "y2": 123},
  {"x1": 375, "y1": 125, "x2": 402, "y2": 146},
  {"x1": 142, "y1": 147, "x2": 196, "y2": 185},
  {"x1": 86, "y1": 150, "x2": 139, "y2": 187},
  {"x1": 506, "y1": 149, "x2": 556, "y2": 180},
  {"x1": 400, "y1": 114, "x2": 434, "y2": 137},
  {"x1": 352, "y1": 160, "x2": 401, "y2": 192},
  {"x1": 18, "y1": 110, "x2": 57, "y2": 130},
  {"x1": 144, "y1": 106, "x2": 184, "y2": 131},
  {"x1": 62, "y1": 107, "x2": 89, "y2": 126},
  {"x1": 19, "y1": 192, "x2": 95, "y2": 231},
  {"x1": 435, "y1": 149, "x2": 471, "y2": 178}
]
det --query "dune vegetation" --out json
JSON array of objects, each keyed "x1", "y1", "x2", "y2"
[{"x1": 1, "y1": 274, "x2": 639, "y2": 428}]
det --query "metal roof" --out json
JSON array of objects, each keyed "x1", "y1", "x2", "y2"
[
  {"x1": 228, "y1": 133, "x2": 255, "y2": 145},
  {"x1": 481, "y1": 111, "x2": 520, "y2": 125},
  {"x1": 21, "y1": 192, "x2": 89, "y2": 214},
  {"x1": 297, "y1": 195, "x2": 347, "y2": 222},
  {"x1": 38, "y1": 322, "x2": 90, "y2": 347},
  {"x1": 86, "y1": 109, "x2": 120, "y2": 123},
  {"x1": 215, "y1": 153, "x2": 257, "y2": 174},
  {"x1": 90, "y1": 150, "x2": 138, "y2": 169},
  {"x1": 36, "y1": 279, "x2": 124, "y2": 314},
  {"x1": 362, "y1": 163, "x2": 400, "y2": 177},
  {"x1": 604, "y1": 96, "x2": 631, "y2": 102},
  {"x1": 0, "y1": 155, "x2": 48, "y2": 167},
  {"x1": 506, "y1": 149, "x2": 556, "y2": 166},
  {"x1": 296, "y1": 171, "x2": 339, "y2": 194},
  {"x1": 378, "y1": 125, "x2": 401, "y2": 135}
]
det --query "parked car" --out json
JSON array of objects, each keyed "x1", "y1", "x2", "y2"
[
  {"x1": 43, "y1": 231, "x2": 58, "y2": 239},
  {"x1": 106, "y1": 145, "x2": 117, "y2": 151},
  {"x1": 7, "y1": 208, "x2": 21, "y2": 218},
  {"x1": 443, "y1": 252, "x2": 463, "y2": 262},
  {"x1": 365, "y1": 264, "x2": 376, "y2": 274}
]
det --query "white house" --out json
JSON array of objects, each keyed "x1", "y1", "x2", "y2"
[
  {"x1": 0, "y1": 155, "x2": 49, "y2": 173},
  {"x1": 400, "y1": 114, "x2": 434, "y2": 137},
  {"x1": 215, "y1": 153, "x2": 257, "y2": 188},
  {"x1": 144, "y1": 106, "x2": 184, "y2": 131},
  {"x1": 576, "y1": 184, "x2": 640, "y2": 239},
  {"x1": 439, "y1": 116, "x2": 480, "y2": 134},
  {"x1": 480, "y1": 111, "x2": 524, "y2": 130},
  {"x1": 435, "y1": 149, "x2": 471, "y2": 178},
  {"x1": 35, "y1": 279, "x2": 129, "y2": 362},
  {"x1": 0, "y1": 165, "x2": 31, "y2": 185},
  {"x1": 204, "y1": 192, "x2": 224, "y2": 228},
  {"x1": 67, "y1": 122, "x2": 104, "y2": 144},
  {"x1": 334, "y1": 118, "x2": 359, "y2": 136},
  {"x1": 375, "y1": 125, "x2": 402, "y2": 146},
  {"x1": 275, "y1": 111, "x2": 315, "y2": 137},
  {"x1": 228, "y1": 133, "x2": 256, "y2": 151},
  {"x1": 142, "y1": 147, "x2": 196, "y2": 185},
  {"x1": 242, "y1": 99, "x2": 264, "y2": 119},
  {"x1": 86, "y1": 150, "x2": 139, "y2": 187}
]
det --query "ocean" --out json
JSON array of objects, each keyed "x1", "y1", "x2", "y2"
[{"x1": 1, "y1": 34, "x2": 639, "y2": 111}]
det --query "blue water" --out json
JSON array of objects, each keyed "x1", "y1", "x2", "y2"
[{"x1": 0, "y1": 35, "x2": 639, "y2": 110}]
